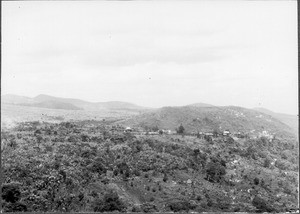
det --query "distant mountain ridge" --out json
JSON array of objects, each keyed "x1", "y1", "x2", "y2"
[
  {"x1": 2, "y1": 94, "x2": 150, "y2": 111},
  {"x1": 23, "y1": 100, "x2": 83, "y2": 110},
  {"x1": 1, "y1": 94, "x2": 297, "y2": 136}
]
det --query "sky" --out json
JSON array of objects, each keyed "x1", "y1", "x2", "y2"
[{"x1": 1, "y1": 1, "x2": 298, "y2": 114}]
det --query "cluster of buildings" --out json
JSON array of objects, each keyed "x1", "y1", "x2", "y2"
[
  {"x1": 123, "y1": 127, "x2": 176, "y2": 135},
  {"x1": 123, "y1": 126, "x2": 234, "y2": 138},
  {"x1": 114, "y1": 125, "x2": 274, "y2": 142}
]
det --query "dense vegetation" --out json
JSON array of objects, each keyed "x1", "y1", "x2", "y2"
[{"x1": 1, "y1": 120, "x2": 298, "y2": 212}]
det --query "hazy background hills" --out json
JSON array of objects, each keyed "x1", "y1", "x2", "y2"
[
  {"x1": 2, "y1": 94, "x2": 149, "y2": 111},
  {"x1": 1, "y1": 94, "x2": 298, "y2": 138},
  {"x1": 253, "y1": 107, "x2": 298, "y2": 134}
]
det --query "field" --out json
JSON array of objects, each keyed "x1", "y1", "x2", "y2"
[{"x1": 1, "y1": 104, "x2": 140, "y2": 129}]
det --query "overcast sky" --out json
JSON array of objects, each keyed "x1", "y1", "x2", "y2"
[{"x1": 2, "y1": 1, "x2": 298, "y2": 114}]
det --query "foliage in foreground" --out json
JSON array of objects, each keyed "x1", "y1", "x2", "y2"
[{"x1": 1, "y1": 120, "x2": 298, "y2": 212}]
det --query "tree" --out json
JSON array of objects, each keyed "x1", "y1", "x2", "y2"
[
  {"x1": 213, "y1": 129, "x2": 220, "y2": 137},
  {"x1": 176, "y1": 124, "x2": 185, "y2": 135}
]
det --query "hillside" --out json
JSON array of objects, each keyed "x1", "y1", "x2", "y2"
[
  {"x1": 34, "y1": 94, "x2": 89, "y2": 107},
  {"x1": 2, "y1": 94, "x2": 36, "y2": 104},
  {"x1": 23, "y1": 100, "x2": 83, "y2": 110},
  {"x1": 120, "y1": 106, "x2": 297, "y2": 141},
  {"x1": 1, "y1": 121, "x2": 298, "y2": 212},
  {"x1": 253, "y1": 107, "x2": 298, "y2": 136}
]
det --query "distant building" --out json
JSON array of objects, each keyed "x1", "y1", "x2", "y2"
[
  {"x1": 124, "y1": 127, "x2": 133, "y2": 133},
  {"x1": 196, "y1": 132, "x2": 205, "y2": 139},
  {"x1": 186, "y1": 179, "x2": 192, "y2": 184},
  {"x1": 258, "y1": 130, "x2": 274, "y2": 141},
  {"x1": 162, "y1": 129, "x2": 174, "y2": 135},
  {"x1": 223, "y1": 130, "x2": 230, "y2": 136},
  {"x1": 234, "y1": 131, "x2": 245, "y2": 138}
]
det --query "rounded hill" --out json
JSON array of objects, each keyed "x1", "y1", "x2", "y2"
[{"x1": 120, "y1": 106, "x2": 296, "y2": 140}]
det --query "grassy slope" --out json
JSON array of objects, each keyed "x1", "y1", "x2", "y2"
[
  {"x1": 120, "y1": 106, "x2": 296, "y2": 140},
  {"x1": 253, "y1": 107, "x2": 298, "y2": 137}
]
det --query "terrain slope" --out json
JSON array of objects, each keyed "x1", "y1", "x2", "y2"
[{"x1": 120, "y1": 106, "x2": 297, "y2": 140}]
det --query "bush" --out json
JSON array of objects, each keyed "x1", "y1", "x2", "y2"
[
  {"x1": 117, "y1": 162, "x2": 130, "y2": 174},
  {"x1": 168, "y1": 201, "x2": 190, "y2": 212},
  {"x1": 275, "y1": 159, "x2": 288, "y2": 170},
  {"x1": 3, "y1": 201, "x2": 27, "y2": 212},
  {"x1": 163, "y1": 174, "x2": 168, "y2": 182},
  {"x1": 204, "y1": 135, "x2": 212, "y2": 142},
  {"x1": 141, "y1": 202, "x2": 158, "y2": 213},
  {"x1": 263, "y1": 158, "x2": 271, "y2": 168},
  {"x1": 131, "y1": 204, "x2": 142, "y2": 212},
  {"x1": 252, "y1": 196, "x2": 274, "y2": 212},
  {"x1": 2, "y1": 183, "x2": 21, "y2": 203},
  {"x1": 254, "y1": 177, "x2": 259, "y2": 185},
  {"x1": 133, "y1": 169, "x2": 141, "y2": 176},
  {"x1": 88, "y1": 157, "x2": 107, "y2": 174},
  {"x1": 93, "y1": 191, "x2": 126, "y2": 212},
  {"x1": 205, "y1": 161, "x2": 226, "y2": 183}
]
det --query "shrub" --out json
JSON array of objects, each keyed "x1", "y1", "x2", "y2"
[
  {"x1": 258, "y1": 151, "x2": 267, "y2": 158},
  {"x1": 205, "y1": 161, "x2": 226, "y2": 183},
  {"x1": 168, "y1": 201, "x2": 190, "y2": 212},
  {"x1": 263, "y1": 158, "x2": 271, "y2": 168},
  {"x1": 3, "y1": 202, "x2": 27, "y2": 212},
  {"x1": 113, "y1": 169, "x2": 119, "y2": 176},
  {"x1": 254, "y1": 177, "x2": 259, "y2": 185},
  {"x1": 2, "y1": 183, "x2": 21, "y2": 203},
  {"x1": 141, "y1": 202, "x2": 158, "y2": 213},
  {"x1": 252, "y1": 196, "x2": 274, "y2": 212},
  {"x1": 81, "y1": 134, "x2": 90, "y2": 142},
  {"x1": 204, "y1": 135, "x2": 212, "y2": 142},
  {"x1": 131, "y1": 204, "x2": 142, "y2": 212},
  {"x1": 88, "y1": 157, "x2": 107, "y2": 174},
  {"x1": 275, "y1": 160, "x2": 288, "y2": 170},
  {"x1": 133, "y1": 169, "x2": 141, "y2": 176},
  {"x1": 93, "y1": 191, "x2": 126, "y2": 212},
  {"x1": 163, "y1": 174, "x2": 168, "y2": 182},
  {"x1": 117, "y1": 162, "x2": 130, "y2": 174}
]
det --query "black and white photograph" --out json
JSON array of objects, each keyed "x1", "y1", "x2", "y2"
[{"x1": 1, "y1": 1, "x2": 298, "y2": 213}]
